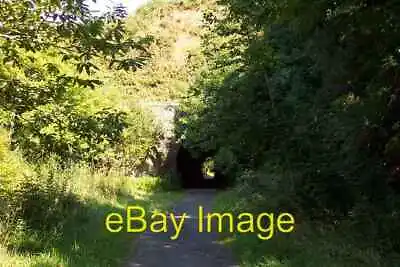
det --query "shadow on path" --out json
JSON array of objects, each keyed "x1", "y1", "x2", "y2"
[{"x1": 127, "y1": 189, "x2": 238, "y2": 267}]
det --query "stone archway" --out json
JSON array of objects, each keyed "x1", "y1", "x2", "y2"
[
  {"x1": 175, "y1": 145, "x2": 229, "y2": 189},
  {"x1": 133, "y1": 101, "x2": 231, "y2": 189}
]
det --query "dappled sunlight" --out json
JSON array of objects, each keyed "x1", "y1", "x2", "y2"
[
  {"x1": 2, "y1": 0, "x2": 398, "y2": 265},
  {"x1": 216, "y1": 236, "x2": 236, "y2": 245}
]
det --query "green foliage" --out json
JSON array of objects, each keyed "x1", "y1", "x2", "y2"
[
  {"x1": 0, "y1": 0, "x2": 160, "y2": 167},
  {"x1": 115, "y1": 108, "x2": 161, "y2": 171},
  {"x1": 100, "y1": 0, "x2": 210, "y2": 101},
  {"x1": 9, "y1": 98, "x2": 159, "y2": 168},
  {"x1": 131, "y1": 175, "x2": 165, "y2": 193},
  {"x1": 214, "y1": 186, "x2": 390, "y2": 267},
  {"x1": 15, "y1": 104, "x2": 123, "y2": 162},
  {"x1": 0, "y1": 135, "x2": 181, "y2": 266},
  {"x1": 0, "y1": 1, "x2": 183, "y2": 265},
  {"x1": 178, "y1": 0, "x2": 400, "y2": 263},
  {"x1": 0, "y1": 134, "x2": 78, "y2": 247}
]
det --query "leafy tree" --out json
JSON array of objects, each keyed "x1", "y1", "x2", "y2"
[
  {"x1": 0, "y1": 0, "x2": 158, "y2": 165},
  {"x1": 178, "y1": 0, "x2": 400, "y2": 256}
]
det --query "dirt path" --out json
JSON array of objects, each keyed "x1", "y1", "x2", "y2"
[{"x1": 126, "y1": 189, "x2": 238, "y2": 267}]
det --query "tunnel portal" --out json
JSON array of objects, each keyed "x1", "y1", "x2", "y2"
[{"x1": 175, "y1": 146, "x2": 229, "y2": 189}]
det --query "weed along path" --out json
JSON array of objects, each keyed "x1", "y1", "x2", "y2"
[{"x1": 126, "y1": 189, "x2": 239, "y2": 267}]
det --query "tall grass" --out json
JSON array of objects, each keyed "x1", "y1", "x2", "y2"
[
  {"x1": 0, "y1": 158, "x2": 182, "y2": 267},
  {"x1": 213, "y1": 178, "x2": 398, "y2": 267}
]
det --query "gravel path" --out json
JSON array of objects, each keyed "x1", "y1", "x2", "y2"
[{"x1": 126, "y1": 189, "x2": 239, "y2": 267}]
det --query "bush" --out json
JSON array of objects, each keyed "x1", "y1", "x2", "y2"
[
  {"x1": 177, "y1": 0, "x2": 400, "y2": 262},
  {"x1": 132, "y1": 175, "x2": 165, "y2": 193},
  {"x1": 114, "y1": 107, "x2": 161, "y2": 172},
  {"x1": 0, "y1": 131, "x2": 82, "y2": 248},
  {"x1": 11, "y1": 99, "x2": 160, "y2": 172}
]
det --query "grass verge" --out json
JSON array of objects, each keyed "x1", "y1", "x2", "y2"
[
  {"x1": 0, "y1": 169, "x2": 182, "y2": 267},
  {"x1": 213, "y1": 187, "x2": 395, "y2": 267}
]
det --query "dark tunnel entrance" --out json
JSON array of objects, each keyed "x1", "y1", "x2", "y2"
[{"x1": 175, "y1": 145, "x2": 230, "y2": 189}]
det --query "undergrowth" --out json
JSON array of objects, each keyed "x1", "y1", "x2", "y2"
[
  {"x1": 0, "y1": 135, "x2": 182, "y2": 267},
  {"x1": 213, "y1": 172, "x2": 400, "y2": 267}
]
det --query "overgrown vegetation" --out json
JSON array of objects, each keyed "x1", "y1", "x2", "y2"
[
  {"x1": 97, "y1": 0, "x2": 211, "y2": 101},
  {"x1": 0, "y1": 1, "x2": 185, "y2": 266},
  {"x1": 4, "y1": 0, "x2": 400, "y2": 265},
  {"x1": 0, "y1": 0, "x2": 162, "y2": 168},
  {"x1": 178, "y1": 0, "x2": 400, "y2": 265},
  {"x1": 0, "y1": 128, "x2": 181, "y2": 266}
]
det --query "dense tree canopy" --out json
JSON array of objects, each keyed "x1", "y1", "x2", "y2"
[
  {"x1": 2, "y1": 0, "x2": 400, "y2": 265},
  {"x1": 0, "y1": 0, "x2": 160, "y2": 166},
  {"x1": 178, "y1": 0, "x2": 400, "y2": 261}
]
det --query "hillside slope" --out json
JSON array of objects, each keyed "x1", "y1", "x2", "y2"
[{"x1": 98, "y1": 0, "x2": 214, "y2": 103}]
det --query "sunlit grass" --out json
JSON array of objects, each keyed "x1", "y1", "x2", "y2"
[
  {"x1": 213, "y1": 188, "x2": 390, "y2": 267},
  {"x1": 0, "y1": 172, "x2": 182, "y2": 267}
]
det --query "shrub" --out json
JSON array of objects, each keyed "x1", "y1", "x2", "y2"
[
  {"x1": 177, "y1": 0, "x2": 400, "y2": 261},
  {"x1": 0, "y1": 131, "x2": 82, "y2": 248},
  {"x1": 132, "y1": 175, "x2": 165, "y2": 193}
]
